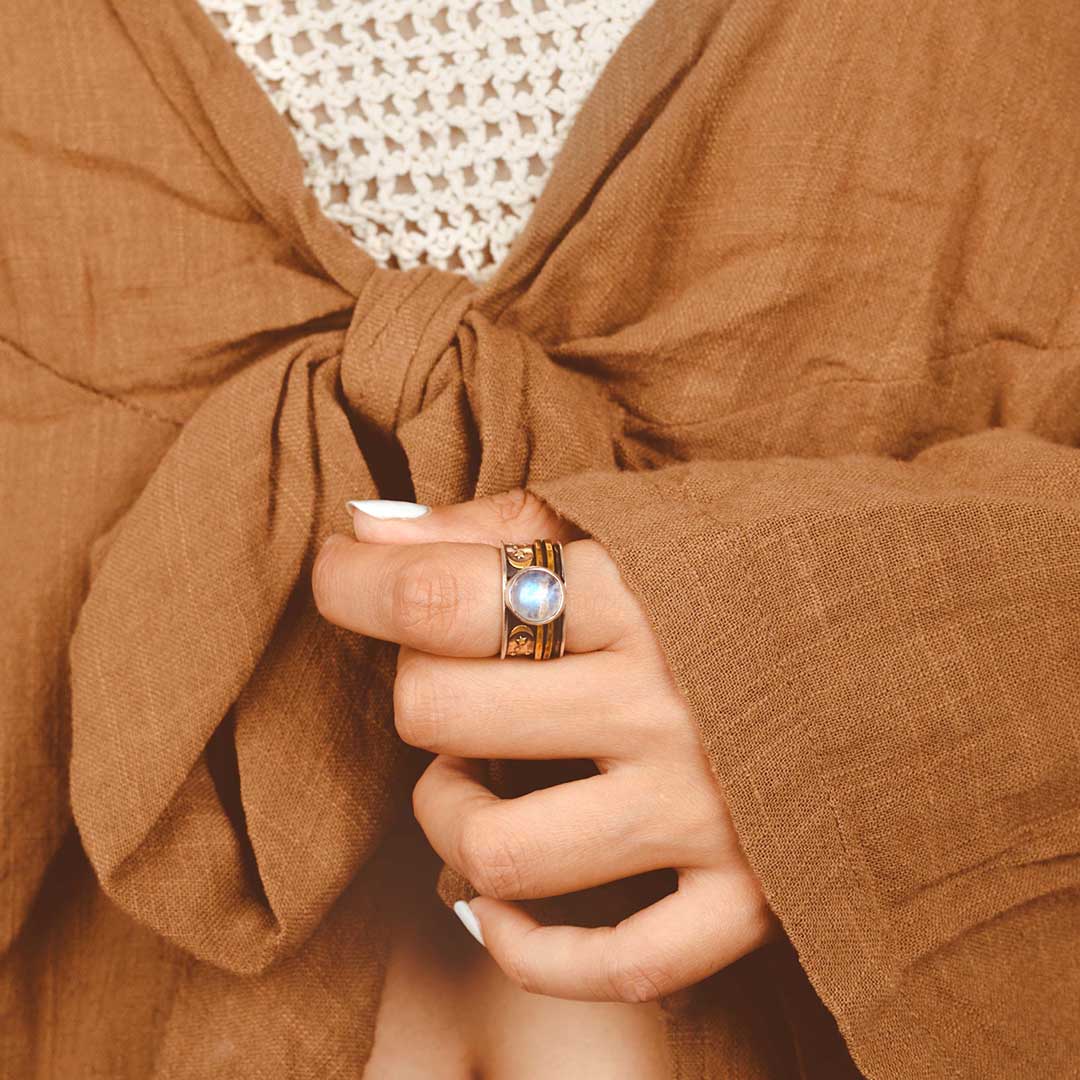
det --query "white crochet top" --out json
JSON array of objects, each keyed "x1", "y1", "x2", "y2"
[{"x1": 199, "y1": 1, "x2": 653, "y2": 284}]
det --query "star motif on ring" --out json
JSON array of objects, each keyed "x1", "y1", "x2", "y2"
[{"x1": 505, "y1": 544, "x2": 535, "y2": 568}]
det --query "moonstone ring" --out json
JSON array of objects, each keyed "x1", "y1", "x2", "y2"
[{"x1": 499, "y1": 540, "x2": 567, "y2": 660}]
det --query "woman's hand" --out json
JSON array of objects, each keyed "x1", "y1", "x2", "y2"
[{"x1": 313, "y1": 489, "x2": 779, "y2": 1003}]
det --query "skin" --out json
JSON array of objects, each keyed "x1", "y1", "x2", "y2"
[
  {"x1": 361, "y1": 808, "x2": 673, "y2": 1077},
  {"x1": 313, "y1": 488, "x2": 780, "y2": 1007}
]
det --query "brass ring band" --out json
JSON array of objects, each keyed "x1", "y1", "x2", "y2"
[{"x1": 499, "y1": 540, "x2": 567, "y2": 660}]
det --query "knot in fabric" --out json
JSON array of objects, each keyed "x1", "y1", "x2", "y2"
[{"x1": 67, "y1": 255, "x2": 617, "y2": 971}]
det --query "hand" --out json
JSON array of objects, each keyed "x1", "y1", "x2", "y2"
[{"x1": 312, "y1": 489, "x2": 779, "y2": 1003}]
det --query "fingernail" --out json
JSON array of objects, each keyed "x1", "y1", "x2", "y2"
[
  {"x1": 452, "y1": 900, "x2": 485, "y2": 947},
  {"x1": 347, "y1": 499, "x2": 431, "y2": 520}
]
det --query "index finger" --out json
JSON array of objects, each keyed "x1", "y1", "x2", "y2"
[{"x1": 312, "y1": 534, "x2": 635, "y2": 656}]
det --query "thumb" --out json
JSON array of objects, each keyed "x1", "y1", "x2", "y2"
[{"x1": 345, "y1": 489, "x2": 586, "y2": 546}]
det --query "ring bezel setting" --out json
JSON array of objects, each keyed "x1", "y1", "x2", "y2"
[
  {"x1": 499, "y1": 539, "x2": 567, "y2": 660},
  {"x1": 503, "y1": 565, "x2": 566, "y2": 626}
]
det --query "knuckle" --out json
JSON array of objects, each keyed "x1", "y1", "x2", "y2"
[
  {"x1": 487, "y1": 487, "x2": 535, "y2": 525},
  {"x1": 410, "y1": 756, "x2": 447, "y2": 827},
  {"x1": 604, "y1": 953, "x2": 672, "y2": 1004},
  {"x1": 571, "y1": 540, "x2": 635, "y2": 637},
  {"x1": 311, "y1": 539, "x2": 344, "y2": 620},
  {"x1": 500, "y1": 939, "x2": 540, "y2": 995},
  {"x1": 645, "y1": 760, "x2": 730, "y2": 863},
  {"x1": 388, "y1": 553, "x2": 463, "y2": 645},
  {"x1": 675, "y1": 787, "x2": 730, "y2": 863},
  {"x1": 740, "y1": 883, "x2": 780, "y2": 945},
  {"x1": 685, "y1": 776, "x2": 729, "y2": 842},
  {"x1": 410, "y1": 767, "x2": 430, "y2": 823},
  {"x1": 622, "y1": 670, "x2": 692, "y2": 749},
  {"x1": 457, "y1": 813, "x2": 529, "y2": 900},
  {"x1": 392, "y1": 659, "x2": 444, "y2": 747}
]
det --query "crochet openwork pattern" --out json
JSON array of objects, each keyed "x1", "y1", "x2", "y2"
[{"x1": 199, "y1": 0, "x2": 653, "y2": 283}]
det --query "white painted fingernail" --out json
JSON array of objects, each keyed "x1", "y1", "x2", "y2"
[
  {"x1": 453, "y1": 900, "x2": 485, "y2": 947},
  {"x1": 346, "y1": 499, "x2": 431, "y2": 520}
]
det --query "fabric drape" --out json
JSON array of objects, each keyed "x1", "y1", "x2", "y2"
[{"x1": 1, "y1": 0, "x2": 1077, "y2": 1076}]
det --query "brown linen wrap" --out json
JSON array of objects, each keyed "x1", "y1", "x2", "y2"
[{"x1": 2, "y1": 0, "x2": 1078, "y2": 1076}]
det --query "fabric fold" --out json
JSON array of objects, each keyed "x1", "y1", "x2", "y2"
[
  {"x1": 66, "y1": 0, "x2": 720, "y2": 976},
  {"x1": 67, "y1": 274, "x2": 621, "y2": 970},
  {"x1": 5, "y1": 0, "x2": 1080, "y2": 1074},
  {"x1": 524, "y1": 427, "x2": 1080, "y2": 1077},
  {"x1": 68, "y1": 325, "x2": 399, "y2": 972}
]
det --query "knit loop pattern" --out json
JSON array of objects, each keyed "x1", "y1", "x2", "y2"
[{"x1": 199, "y1": 0, "x2": 653, "y2": 282}]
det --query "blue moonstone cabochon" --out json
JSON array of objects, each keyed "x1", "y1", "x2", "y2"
[{"x1": 505, "y1": 567, "x2": 564, "y2": 625}]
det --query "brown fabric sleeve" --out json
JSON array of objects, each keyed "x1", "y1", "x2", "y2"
[
  {"x1": 15, "y1": 0, "x2": 1073, "y2": 1056},
  {"x1": 6, "y1": 0, "x2": 1080, "y2": 1074},
  {"x1": 522, "y1": 429, "x2": 1080, "y2": 1078}
]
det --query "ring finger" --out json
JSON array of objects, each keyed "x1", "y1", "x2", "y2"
[{"x1": 413, "y1": 756, "x2": 722, "y2": 901}]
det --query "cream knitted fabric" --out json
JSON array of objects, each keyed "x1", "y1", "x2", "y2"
[{"x1": 198, "y1": 0, "x2": 654, "y2": 283}]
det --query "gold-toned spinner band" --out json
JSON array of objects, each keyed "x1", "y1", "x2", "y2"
[{"x1": 499, "y1": 539, "x2": 566, "y2": 660}]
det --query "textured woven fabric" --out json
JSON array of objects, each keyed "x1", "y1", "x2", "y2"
[
  {"x1": 196, "y1": 0, "x2": 653, "y2": 282},
  {"x1": 2, "y1": 0, "x2": 1079, "y2": 1077}
]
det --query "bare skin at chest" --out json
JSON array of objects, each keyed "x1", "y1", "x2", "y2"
[{"x1": 363, "y1": 813, "x2": 672, "y2": 1080}]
